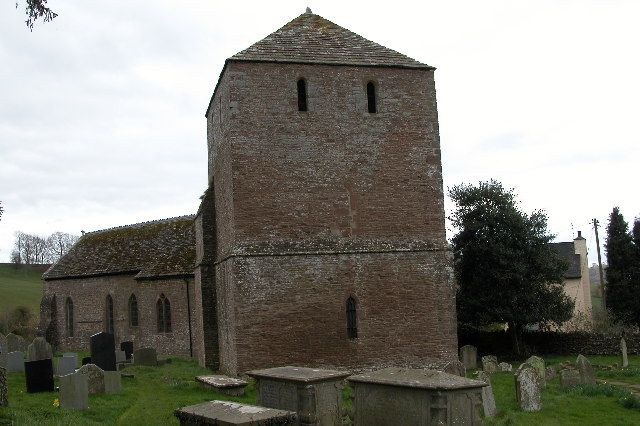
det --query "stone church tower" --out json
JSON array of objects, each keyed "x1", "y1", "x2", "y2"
[{"x1": 193, "y1": 10, "x2": 457, "y2": 375}]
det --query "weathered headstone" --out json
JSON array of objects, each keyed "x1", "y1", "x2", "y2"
[
  {"x1": 26, "y1": 337, "x2": 53, "y2": 362},
  {"x1": 6, "y1": 333, "x2": 27, "y2": 353},
  {"x1": 90, "y1": 332, "x2": 116, "y2": 371},
  {"x1": 559, "y1": 368, "x2": 581, "y2": 387},
  {"x1": 459, "y1": 345, "x2": 478, "y2": 370},
  {"x1": 59, "y1": 372, "x2": 88, "y2": 410},
  {"x1": 525, "y1": 356, "x2": 546, "y2": 386},
  {"x1": 621, "y1": 338, "x2": 629, "y2": 368},
  {"x1": 576, "y1": 354, "x2": 595, "y2": 385},
  {"x1": 7, "y1": 351, "x2": 24, "y2": 372},
  {"x1": 133, "y1": 347, "x2": 158, "y2": 366},
  {"x1": 481, "y1": 355, "x2": 499, "y2": 374},
  {"x1": 174, "y1": 401, "x2": 297, "y2": 425},
  {"x1": 515, "y1": 364, "x2": 541, "y2": 411},
  {"x1": 443, "y1": 359, "x2": 466, "y2": 377},
  {"x1": 196, "y1": 375, "x2": 248, "y2": 396},
  {"x1": 77, "y1": 363, "x2": 105, "y2": 394},
  {"x1": 0, "y1": 367, "x2": 7, "y2": 407},
  {"x1": 248, "y1": 366, "x2": 350, "y2": 425},
  {"x1": 25, "y1": 358, "x2": 54, "y2": 393},
  {"x1": 498, "y1": 362, "x2": 513, "y2": 372},
  {"x1": 81, "y1": 356, "x2": 92, "y2": 366},
  {"x1": 104, "y1": 371, "x2": 122, "y2": 393},
  {"x1": 120, "y1": 341, "x2": 133, "y2": 360},
  {"x1": 57, "y1": 354, "x2": 78, "y2": 377},
  {"x1": 475, "y1": 370, "x2": 496, "y2": 418},
  {"x1": 545, "y1": 366, "x2": 557, "y2": 381},
  {"x1": 0, "y1": 333, "x2": 7, "y2": 353},
  {"x1": 115, "y1": 350, "x2": 126, "y2": 364}
]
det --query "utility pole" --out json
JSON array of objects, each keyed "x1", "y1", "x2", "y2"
[{"x1": 593, "y1": 218, "x2": 606, "y2": 310}]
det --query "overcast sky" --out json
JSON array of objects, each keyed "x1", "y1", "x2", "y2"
[{"x1": 1, "y1": 0, "x2": 638, "y2": 263}]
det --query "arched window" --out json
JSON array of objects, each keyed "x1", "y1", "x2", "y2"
[
  {"x1": 297, "y1": 79, "x2": 308, "y2": 112},
  {"x1": 346, "y1": 296, "x2": 358, "y2": 339},
  {"x1": 129, "y1": 294, "x2": 139, "y2": 327},
  {"x1": 366, "y1": 81, "x2": 377, "y2": 113},
  {"x1": 105, "y1": 294, "x2": 114, "y2": 334},
  {"x1": 157, "y1": 294, "x2": 171, "y2": 333},
  {"x1": 65, "y1": 297, "x2": 74, "y2": 337}
]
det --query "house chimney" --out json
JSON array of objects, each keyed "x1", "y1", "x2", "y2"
[{"x1": 577, "y1": 231, "x2": 582, "y2": 239}]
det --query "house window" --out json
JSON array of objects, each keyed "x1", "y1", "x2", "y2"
[
  {"x1": 65, "y1": 297, "x2": 74, "y2": 337},
  {"x1": 129, "y1": 294, "x2": 139, "y2": 327},
  {"x1": 346, "y1": 296, "x2": 358, "y2": 339},
  {"x1": 157, "y1": 294, "x2": 171, "y2": 333},
  {"x1": 297, "y1": 79, "x2": 307, "y2": 112},
  {"x1": 367, "y1": 81, "x2": 377, "y2": 113},
  {"x1": 105, "y1": 294, "x2": 114, "y2": 334}
]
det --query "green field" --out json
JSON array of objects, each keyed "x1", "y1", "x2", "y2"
[
  {"x1": 0, "y1": 264, "x2": 44, "y2": 318},
  {"x1": 2, "y1": 354, "x2": 640, "y2": 425}
]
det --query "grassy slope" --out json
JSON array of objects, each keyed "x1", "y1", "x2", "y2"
[{"x1": 0, "y1": 264, "x2": 43, "y2": 317}]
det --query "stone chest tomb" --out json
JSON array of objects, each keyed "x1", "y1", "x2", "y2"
[{"x1": 348, "y1": 368, "x2": 485, "y2": 425}]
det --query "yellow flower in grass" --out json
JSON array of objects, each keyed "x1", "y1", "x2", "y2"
[{"x1": 53, "y1": 398, "x2": 59, "y2": 407}]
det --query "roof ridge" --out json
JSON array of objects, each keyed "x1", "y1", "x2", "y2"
[{"x1": 84, "y1": 214, "x2": 195, "y2": 236}]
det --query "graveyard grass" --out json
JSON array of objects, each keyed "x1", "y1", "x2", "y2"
[{"x1": 3, "y1": 354, "x2": 640, "y2": 425}]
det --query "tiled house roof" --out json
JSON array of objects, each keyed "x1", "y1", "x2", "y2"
[
  {"x1": 549, "y1": 242, "x2": 582, "y2": 279},
  {"x1": 230, "y1": 11, "x2": 433, "y2": 70},
  {"x1": 43, "y1": 215, "x2": 195, "y2": 281}
]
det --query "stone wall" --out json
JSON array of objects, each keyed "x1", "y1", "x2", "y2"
[
  {"x1": 42, "y1": 275, "x2": 199, "y2": 357},
  {"x1": 459, "y1": 330, "x2": 640, "y2": 358},
  {"x1": 204, "y1": 61, "x2": 457, "y2": 374}
]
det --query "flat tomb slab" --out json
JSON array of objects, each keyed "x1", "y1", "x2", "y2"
[
  {"x1": 348, "y1": 367, "x2": 486, "y2": 390},
  {"x1": 196, "y1": 375, "x2": 247, "y2": 396},
  {"x1": 174, "y1": 400, "x2": 297, "y2": 425},
  {"x1": 246, "y1": 366, "x2": 350, "y2": 383}
]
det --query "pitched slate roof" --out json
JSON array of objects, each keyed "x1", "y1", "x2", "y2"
[
  {"x1": 43, "y1": 215, "x2": 195, "y2": 281},
  {"x1": 230, "y1": 10, "x2": 433, "y2": 70},
  {"x1": 549, "y1": 242, "x2": 582, "y2": 279}
]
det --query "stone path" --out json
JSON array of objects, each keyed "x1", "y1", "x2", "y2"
[{"x1": 597, "y1": 379, "x2": 640, "y2": 395}]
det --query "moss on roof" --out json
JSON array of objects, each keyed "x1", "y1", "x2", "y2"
[{"x1": 43, "y1": 215, "x2": 196, "y2": 281}]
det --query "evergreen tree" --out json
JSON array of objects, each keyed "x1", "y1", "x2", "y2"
[
  {"x1": 605, "y1": 207, "x2": 637, "y2": 324},
  {"x1": 449, "y1": 180, "x2": 573, "y2": 355}
]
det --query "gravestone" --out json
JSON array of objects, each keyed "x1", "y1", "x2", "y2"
[
  {"x1": 90, "y1": 332, "x2": 116, "y2": 371},
  {"x1": 0, "y1": 333, "x2": 7, "y2": 353},
  {"x1": 26, "y1": 337, "x2": 53, "y2": 362},
  {"x1": 515, "y1": 364, "x2": 541, "y2": 411},
  {"x1": 6, "y1": 333, "x2": 27, "y2": 353},
  {"x1": 196, "y1": 375, "x2": 248, "y2": 396},
  {"x1": 443, "y1": 359, "x2": 466, "y2": 377},
  {"x1": 498, "y1": 362, "x2": 512, "y2": 372},
  {"x1": 25, "y1": 358, "x2": 54, "y2": 393},
  {"x1": 525, "y1": 356, "x2": 546, "y2": 386},
  {"x1": 481, "y1": 355, "x2": 499, "y2": 374},
  {"x1": 133, "y1": 347, "x2": 158, "y2": 366},
  {"x1": 348, "y1": 368, "x2": 485, "y2": 425},
  {"x1": 621, "y1": 338, "x2": 629, "y2": 368},
  {"x1": 7, "y1": 351, "x2": 24, "y2": 372},
  {"x1": 248, "y1": 366, "x2": 350, "y2": 426},
  {"x1": 576, "y1": 354, "x2": 595, "y2": 385},
  {"x1": 104, "y1": 371, "x2": 122, "y2": 393},
  {"x1": 115, "y1": 350, "x2": 126, "y2": 364},
  {"x1": 559, "y1": 368, "x2": 581, "y2": 387},
  {"x1": 545, "y1": 366, "x2": 557, "y2": 381},
  {"x1": 77, "y1": 363, "x2": 105, "y2": 394},
  {"x1": 174, "y1": 400, "x2": 297, "y2": 425},
  {"x1": 59, "y1": 372, "x2": 88, "y2": 410},
  {"x1": 57, "y1": 354, "x2": 78, "y2": 377},
  {"x1": 475, "y1": 370, "x2": 496, "y2": 418},
  {"x1": 459, "y1": 345, "x2": 478, "y2": 370},
  {"x1": 0, "y1": 367, "x2": 7, "y2": 407},
  {"x1": 120, "y1": 341, "x2": 133, "y2": 360},
  {"x1": 82, "y1": 356, "x2": 92, "y2": 366}
]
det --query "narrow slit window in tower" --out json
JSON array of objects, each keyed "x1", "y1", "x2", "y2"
[{"x1": 297, "y1": 79, "x2": 307, "y2": 112}]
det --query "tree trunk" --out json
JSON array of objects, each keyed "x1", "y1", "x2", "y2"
[{"x1": 509, "y1": 322, "x2": 522, "y2": 357}]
